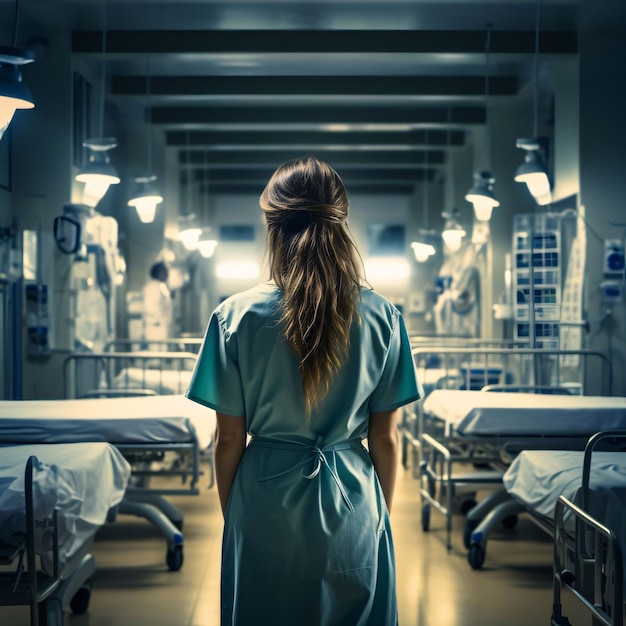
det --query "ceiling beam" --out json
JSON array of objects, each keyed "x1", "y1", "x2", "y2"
[
  {"x1": 203, "y1": 182, "x2": 419, "y2": 195},
  {"x1": 166, "y1": 129, "x2": 465, "y2": 147},
  {"x1": 73, "y1": 29, "x2": 577, "y2": 55},
  {"x1": 193, "y1": 167, "x2": 437, "y2": 183},
  {"x1": 153, "y1": 104, "x2": 484, "y2": 125},
  {"x1": 112, "y1": 75, "x2": 518, "y2": 97},
  {"x1": 179, "y1": 149, "x2": 446, "y2": 166}
]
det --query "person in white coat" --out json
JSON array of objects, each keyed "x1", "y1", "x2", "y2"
[{"x1": 142, "y1": 261, "x2": 173, "y2": 346}]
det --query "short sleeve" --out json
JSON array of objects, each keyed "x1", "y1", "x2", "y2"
[
  {"x1": 185, "y1": 309, "x2": 246, "y2": 416},
  {"x1": 368, "y1": 310, "x2": 422, "y2": 412}
]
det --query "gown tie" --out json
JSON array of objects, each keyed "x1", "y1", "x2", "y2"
[{"x1": 252, "y1": 435, "x2": 362, "y2": 512}]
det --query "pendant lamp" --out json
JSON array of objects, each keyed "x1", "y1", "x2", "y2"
[
  {"x1": 514, "y1": 0, "x2": 552, "y2": 206},
  {"x1": 75, "y1": 0, "x2": 120, "y2": 207},
  {"x1": 465, "y1": 24, "x2": 500, "y2": 221},
  {"x1": 0, "y1": 0, "x2": 36, "y2": 140},
  {"x1": 128, "y1": 59, "x2": 163, "y2": 223},
  {"x1": 410, "y1": 130, "x2": 436, "y2": 263}
]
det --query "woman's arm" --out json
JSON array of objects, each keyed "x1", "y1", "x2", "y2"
[
  {"x1": 215, "y1": 412, "x2": 247, "y2": 518},
  {"x1": 368, "y1": 408, "x2": 402, "y2": 514}
]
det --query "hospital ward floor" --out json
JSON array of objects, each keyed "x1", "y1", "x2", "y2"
[{"x1": 5, "y1": 461, "x2": 593, "y2": 626}]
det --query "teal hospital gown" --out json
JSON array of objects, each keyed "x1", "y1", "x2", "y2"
[{"x1": 186, "y1": 282, "x2": 420, "y2": 626}]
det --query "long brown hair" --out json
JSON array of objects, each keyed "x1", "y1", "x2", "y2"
[{"x1": 260, "y1": 157, "x2": 363, "y2": 416}]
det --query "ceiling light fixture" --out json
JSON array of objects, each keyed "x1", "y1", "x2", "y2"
[
  {"x1": 177, "y1": 133, "x2": 201, "y2": 250},
  {"x1": 514, "y1": 0, "x2": 552, "y2": 206},
  {"x1": 196, "y1": 151, "x2": 218, "y2": 258},
  {"x1": 465, "y1": 23, "x2": 500, "y2": 221},
  {"x1": 442, "y1": 208, "x2": 466, "y2": 253},
  {"x1": 75, "y1": 0, "x2": 120, "y2": 207},
  {"x1": 0, "y1": 0, "x2": 35, "y2": 141},
  {"x1": 411, "y1": 129, "x2": 436, "y2": 263},
  {"x1": 128, "y1": 58, "x2": 163, "y2": 223}
]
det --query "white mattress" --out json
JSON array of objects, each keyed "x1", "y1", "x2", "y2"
[
  {"x1": 112, "y1": 368, "x2": 193, "y2": 394},
  {"x1": 0, "y1": 395, "x2": 216, "y2": 449},
  {"x1": 504, "y1": 449, "x2": 626, "y2": 578},
  {"x1": 423, "y1": 390, "x2": 626, "y2": 436},
  {"x1": 504, "y1": 449, "x2": 626, "y2": 521},
  {"x1": 0, "y1": 442, "x2": 130, "y2": 568}
]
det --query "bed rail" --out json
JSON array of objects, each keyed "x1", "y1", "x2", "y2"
[
  {"x1": 63, "y1": 351, "x2": 197, "y2": 399},
  {"x1": 411, "y1": 346, "x2": 611, "y2": 396},
  {"x1": 0, "y1": 456, "x2": 61, "y2": 626},
  {"x1": 104, "y1": 338, "x2": 203, "y2": 355},
  {"x1": 553, "y1": 426, "x2": 626, "y2": 626}
]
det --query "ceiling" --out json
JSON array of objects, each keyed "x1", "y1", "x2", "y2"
[{"x1": 5, "y1": 0, "x2": 579, "y2": 197}]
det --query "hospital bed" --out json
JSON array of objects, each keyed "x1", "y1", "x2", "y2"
[
  {"x1": 400, "y1": 346, "x2": 611, "y2": 471},
  {"x1": 0, "y1": 442, "x2": 130, "y2": 625},
  {"x1": 0, "y1": 395, "x2": 216, "y2": 572},
  {"x1": 63, "y1": 351, "x2": 197, "y2": 399},
  {"x1": 410, "y1": 385, "x2": 626, "y2": 557},
  {"x1": 503, "y1": 431, "x2": 626, "y2": 626}
]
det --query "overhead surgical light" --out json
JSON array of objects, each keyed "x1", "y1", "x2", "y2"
[
  {"x1": 128, "y1": 59, "x2": 163, "y2": 223},
  {"x1": 514, "y1": 137, "x2": 552, "y2": 205},
  {"x1": 128, "y1": 174, "x2": 163, "y2": 223},
  {"x1": 465, "y1": 24, "x2": 499, "y2": 221},
  {"x1": 465, "y1": 170, "x2": 500, "y2": 221},
  {"x1": 441, "y1": 209, "x2": 466, "y2": 253},
  {"x1": 514, "y1": 0, "x2": 552, "y2": 206},
  {"x1": 75, "y1": 0, "x2": 120, "y2": 207}
]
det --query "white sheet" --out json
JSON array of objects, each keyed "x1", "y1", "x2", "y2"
[
  {"x1": 504, "y1": 449, "x2": 626, "y2": 520},
  {"x1": 423, "y1": 390, "x2": 626, "y2": 436},
  {"x1": 112, "y1": 367, "x2": 193, "y2": 394},
  {"x1": 504, "y1": 449, "x2": 626, "y2": 575},
  {"x1": 0, "y1": 442, "x2": 130, "y2": 568},
  {"x1": 0, "y1": 395, "x2": 216, "y2": 449}
]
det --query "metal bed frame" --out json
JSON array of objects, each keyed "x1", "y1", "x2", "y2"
[
  {"x1": 63, "y1": 351, "x2": 198, "y2": 399},
  {"x1": 104, "y1": 337, "x2": 203, "y2": 355},
  {"x1": 399, "y1": 347, "x2": 612, "y2": 555},
  {"x1": 0, "y1": 455, "x2": 94, "y2": 626},
  {"x1": 61, "y1": 352, "x2": 215, "y2": 570},
  {"x1": 550, "y1": 431, "x2": 626, "y2": 626}
]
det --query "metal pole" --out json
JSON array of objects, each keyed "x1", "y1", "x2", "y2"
[{"x1": 10, "y1": 278, "x2": 23, "y2": 399}]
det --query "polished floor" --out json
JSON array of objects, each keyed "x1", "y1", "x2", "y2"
[{"x1": 4, "y1": 456, "x2": 592, "y2": 626}]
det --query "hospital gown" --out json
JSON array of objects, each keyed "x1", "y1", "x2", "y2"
[{"x1": 186, "y1": 282, "x2": 420, "y2": 626}]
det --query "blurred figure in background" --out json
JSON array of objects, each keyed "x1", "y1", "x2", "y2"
[{"x1": 142, "y1": 261, "x2": 173, "y2": 348}]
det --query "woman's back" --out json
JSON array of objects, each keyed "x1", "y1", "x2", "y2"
[{"x1": 188, "y1": 282, "x2": 414, "y2": 444}]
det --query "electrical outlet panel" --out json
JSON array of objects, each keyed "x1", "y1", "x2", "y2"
[{"x1": 604, "y1": 239, "x2": 625, "y2": 276}]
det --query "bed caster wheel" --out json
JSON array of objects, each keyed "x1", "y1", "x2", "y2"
[
  {"x1": 501, "y1": 514, "x2": 518, "y2": 529},
  {"x1": 70, "y1": 583, "x2": 92, "y2": 614},
  {"x1": 460, "y1": 498, "x2": 477, "y2": 516},
  {"x1": 468, "y1": 543, "x2": 486, "y2": 570},
  {"x1": 463, "y1": 520, "x2": 479, "y2": 550},
  {"x1": 421, "y1": 503, "x2": 431, "y2": 532},
  {"x1": 167, "y1": 544, "x2": 184, "y2": 571},
  {"x1": 38, "y1": 598, "x2": 63, "y2": 626}
]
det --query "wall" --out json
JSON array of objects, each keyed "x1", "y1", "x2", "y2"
[{"x1": 577, "y1": 0, "x2": 626, "y2": 396}]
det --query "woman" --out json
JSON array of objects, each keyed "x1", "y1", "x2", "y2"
[{"x1": 186, "y1": 157, "x2": 420, "y2": 626}]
